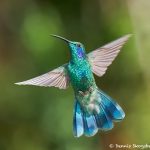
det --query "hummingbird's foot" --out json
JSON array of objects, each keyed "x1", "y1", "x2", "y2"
[
  {"x1": 79, "y1": 91, "x2": 84, "y2": 96},
  {"x1": 78, "y1": 86, "x2": 94, "y2": 96},
  {"x1": 89, "y1": 86, "x2": 94, "y2": 93}
]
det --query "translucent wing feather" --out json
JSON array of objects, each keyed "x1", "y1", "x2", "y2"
[
  {"x1": 15, "y1": 65, "x2": 70, "y2": 89},
  {"x1": 88, "y1": 34, "x2": 131, "y2": 77}
]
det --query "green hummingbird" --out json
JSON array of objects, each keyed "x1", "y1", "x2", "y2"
[{"x1": 15, "y1": 34, "x2": 131, "y2": 137}]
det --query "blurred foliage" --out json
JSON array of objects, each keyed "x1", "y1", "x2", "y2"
[{"x1": 0, "y1": 0, "x2": 150, "y2": 150}]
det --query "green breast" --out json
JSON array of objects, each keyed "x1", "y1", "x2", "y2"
[{"x1": 67, "y1": 59, "x2": 95, "y2": 92}]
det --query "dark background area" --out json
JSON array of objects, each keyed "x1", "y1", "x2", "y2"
[{"x1": 0, "y1": 0, "x2": 150, "y2": 150}]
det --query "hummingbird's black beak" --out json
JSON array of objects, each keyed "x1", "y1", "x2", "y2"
[{"x1": 50, "y1": 34, "x2": 70, "y2": 43}]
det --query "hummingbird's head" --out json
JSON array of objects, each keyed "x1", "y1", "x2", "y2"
[
  {"x1": 51, "y1": 34, "x2": 86, "y2": 59},
  {"x1": 68, "y1": 41, "x2": 85, "y2": 59}
]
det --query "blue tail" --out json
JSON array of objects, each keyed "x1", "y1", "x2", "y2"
[{"x1": 73, "y1": 90, "x2": 125, "y2": 137}]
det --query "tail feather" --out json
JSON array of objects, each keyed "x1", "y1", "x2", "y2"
[
  {"x1": 73, "y1": 89, "x2": 125, "y2": 137},
  {"x1": 99, "y1": 90, "x2": 125, "y2": 121},
  {"x1": 73, "y1": 101, "x2": 84, "y2": 137},
  {"x1": 95, "y1": 103, "x2": 113, "y2": 130},
  {"x1": 73, "y1": 100, "x2": 98, "y2": 137},
  {"x1": 83, "y1": 112, "x2": 98, "y2": 137}
]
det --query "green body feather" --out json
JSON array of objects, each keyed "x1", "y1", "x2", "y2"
[{"x1": 68, "y1": 58, "x2": 95, "y2": 92}]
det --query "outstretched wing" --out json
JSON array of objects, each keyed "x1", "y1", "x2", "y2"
[
  {"x1": 15, "y1": 64, "x2": 70, "y2": 89},
  {"x1": 87, "y1": 34, "x2": 131, "y2": 77}
]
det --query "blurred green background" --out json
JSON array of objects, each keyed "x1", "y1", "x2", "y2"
[{"x1": 0, "y1": 0, "x2": 150, "y2": 150}]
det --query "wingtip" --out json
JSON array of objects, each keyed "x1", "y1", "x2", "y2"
[
  {"x1": 14, "y1": 82, "x2": 21, "y2": 85},
  {"x1": 119, "y1": 34, "x2": 132, "y2": 42},
  {"x1": 125, "y1": 34, "x2": 133, "y2": 39},
  {"x1": 15, "y1": 82, "x2": 25, "y2": 85}
]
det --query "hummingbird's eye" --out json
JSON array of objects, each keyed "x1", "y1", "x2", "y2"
[{"x1": 77, "y1": 43, "x2": 81, "y2": 47}]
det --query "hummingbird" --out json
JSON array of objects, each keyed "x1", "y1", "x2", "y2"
[{"x1": 15, "y1": 34, "x2": 131, "y2": 137}]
